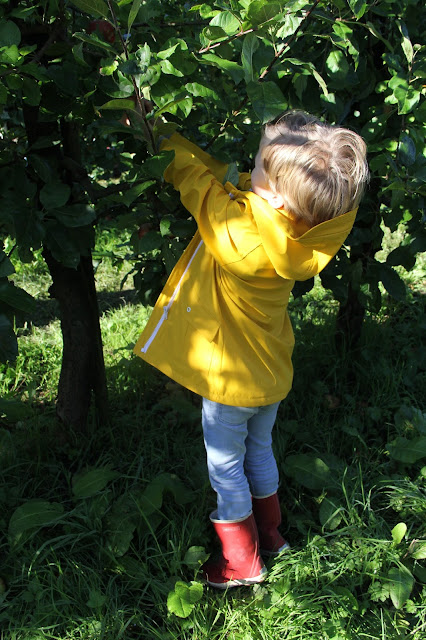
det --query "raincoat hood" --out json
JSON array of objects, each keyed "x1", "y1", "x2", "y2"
[{"x1": 244, "y1": 190, "x2": 357, "y2": 281}]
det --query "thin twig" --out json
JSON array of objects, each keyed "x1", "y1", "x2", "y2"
[{"x1": 198, "y1": 28, "x2": 256, "y2": 54}]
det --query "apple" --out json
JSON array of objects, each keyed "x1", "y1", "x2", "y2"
[
  {"x1": 87, "y1": 19, "x2": 115, "y2": 44},
  {"x1": 138, "y1": 223, "x2": 152, "y2": 238}
]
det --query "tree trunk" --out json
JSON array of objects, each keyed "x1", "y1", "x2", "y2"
[
  {"x1": 23, "y1": 103, "x2": 109, "y2": 432},
  {"x1": 335, "y1": 283, "x2": 366, "y2": 352},
  {"x1": 43, "y1": 250, "x2": 109, "y2": 431}
]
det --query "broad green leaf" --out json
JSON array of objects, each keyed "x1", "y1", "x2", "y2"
[
  {"x1": 391, "y1": 522, "x2": 407, "y2": 545},
  {"x1": 0, "y1": 251, "x2": 15, "y2": 279},
  {"x1": 325, "y1": 50, "x2": 350, "y2": 83},
  {"x1": 410, "y1": 542, "x2": 426, "y2": 560},
  {"x1": 72, "y1": 467, "x2": 119, "y2": 498},
  {"x1": 378, "y1": 264, "x2": 406, "y2": 301},
  {"x1": 202, "y1": 26, "x2": 227, "y2": 43},
  {"x1": 210, "y1": 11, "x2": 240, "y2": 35},
  {"x1": 142, "y1": 150, "x2": 175, "y2": 178},
  {"x1": 242, "y1": 32, "x2": 259, "y2": 82},
  {"x1": 0, "y1": 397, "x2": 32, "y2": 421},
  {"x1": 167, "y1": 581, "x2": 203, "y2": 618},
  {"x1": 397, "y1": 20, "x2": 413, "y2": 64},
  {"x1": 87, "y1": 589, "x2": 107, "y2": 608},
  {"x1": 53, "y1": 204, "x2": 96, "y2": 228},
  {"x1": 122, "y1": 180, "x2": 155, "y2": 207},
  {"x1": 387, "y1": 567, "x2": 414, "y2": 609},
  {"x1": 223, "y1": 163, "x2": 239, "y2": 187},
  {"x1": 0, "y1": 281, "x2": 35, "y2": 314},
  {"x1": 397, "y1": 133, "x2": 416, "y2": 166},
  {"x1": 246, "y1": 1, "x2": 283, "y2": 26},
  {"x1": 387, "y1": 436, "x2": 426, "y2": 464},
  {"x1": 98, "y1": 98, "x2": 137, "y2": 111},
  {"x1": 128, "y1": 0, "x2": 142, "y2": 31},
  {"x1": 0, "y1": 313, "x2": 17, "y2": 362},
  {"x1": 386, "y1": 246, "x2": 416, "y2": 271},
  {"x1": 68, "y1": 0, "x2": 109, "y2": 18},
  {"x1": 73, "y1": 31, "x2": 116, "y2": 54},
  {"x1": 246, "y1": 80, "x2": 287, "y2": 123},
  {"x1": 185, "y1": 82, "x2": 219, "y2": 100},
  {"x1": 40, "y1": 182, "x2": 71, "y2": 209},
  {"x1": 0, "y1": 45, "x2": 20, "y2": 64},
  {"x1": 201, "y1": 53, "x2": 244, "y2": 84},
  {"x1": 8, "y1": 500, "x2": 64, "y2": 544},
  {"x1": 183, "y1": 546, "x2": 209, "y2": 569},
  {"x1": 348, "y1": 0, "x2": 368, "y2": 19},
  {"x1": 160, "y1": 59, "x2": 184, "y2": 77},
  {"x1": 319, "y1": 496, "x2": 344, "y2": 530},
  {"x1": 388, "y1": 75, "x2": 420, "y2": 115},
  {"x1": 284, "y1": 454, "x2": 333, "y2": 490},
  {"x1": 0, "y1": 21, "x2": 21, "y2": 47}
]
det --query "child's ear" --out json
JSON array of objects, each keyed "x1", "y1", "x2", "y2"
[{"x1": 267, "y1": 192, "x2": 285, "y2": 209}]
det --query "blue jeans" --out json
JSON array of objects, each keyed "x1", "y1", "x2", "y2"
[{"x1": 202, "y1": 398, "x2": 281, "y2": 521}]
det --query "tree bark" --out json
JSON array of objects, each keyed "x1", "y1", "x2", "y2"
[
  {"x1": 43, "y1": 250, "x2": 109, "y2": 431},
  {"x1": 23, "y1": 103, "x2": 109, "y2": 432}
]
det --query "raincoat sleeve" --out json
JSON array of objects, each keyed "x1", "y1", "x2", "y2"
[{"x1": 160, "y1": 134, "x2": 253, "y2": 268}]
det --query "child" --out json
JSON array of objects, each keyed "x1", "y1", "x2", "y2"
[{"x1": 133, "y1": 111, "x2": 369, "y2": 589}]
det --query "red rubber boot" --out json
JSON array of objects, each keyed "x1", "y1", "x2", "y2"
[
  {"x1": 202, "y1": 511, "x2": 267, "y2": 589},
  {"x1": 252, "y1": 493, "x2": 290, "y2": 556}
]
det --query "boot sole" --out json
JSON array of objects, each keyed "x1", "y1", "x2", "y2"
[{"x1": 206, "y1": 569, "x2": 267, "y2": 590}]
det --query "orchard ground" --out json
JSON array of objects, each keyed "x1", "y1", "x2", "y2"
[{"x1": 0, "y1": 226, "x2": 425, "y2": 640}]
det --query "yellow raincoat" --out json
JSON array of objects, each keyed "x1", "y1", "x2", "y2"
[{"x1": 133, "y1": 134, "x2": 357, "y2": 406}]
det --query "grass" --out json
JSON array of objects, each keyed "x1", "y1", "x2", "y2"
[{"x1": 0, "y1": 229, "x2": 425, "y2": 640}]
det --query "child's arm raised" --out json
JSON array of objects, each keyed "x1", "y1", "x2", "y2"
[{"x1": 161, "y1": 134, "x2": 258, "y2": 269}]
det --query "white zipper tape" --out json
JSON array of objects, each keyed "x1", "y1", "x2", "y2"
[{"x1": 141, "y1": 239, "x2": 204, "y2": 353}]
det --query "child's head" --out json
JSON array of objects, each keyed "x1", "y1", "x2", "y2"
[{"x1": 251, "y1": 111, "x2": 369, "y2": 226}]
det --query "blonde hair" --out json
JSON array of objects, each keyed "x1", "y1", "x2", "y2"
[{"x1": 260, "y1": 111, "x2": 369, "y2": 226}]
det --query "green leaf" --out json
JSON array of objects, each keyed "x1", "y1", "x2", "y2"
[
  {"x1": 387, "y1": 567, "x2": 414, "y2": 609},
  {"x1": 0, "y1": 20, "x2": 21, "y2": 47},
  {"x1": 202, "y1": 25, "x2": 227, "y2": 43},
  {"x1": 8, "y1": 500, "x2": 64, "y2": 545},
  {"x1": 185, "y1": 82, "x2": 219, "y2": 100},
  {"x1": 160, "y1": 59, "x2": 184, "y2": 77},
  {"x1": 284, "y1": 454, "x2": 333, "y2": 490},
  {"x1": 246, "y1": 1, "x2": 283, "y2": 26},
  {"x1": 348, "y1": 0, "x2": 368, "y2": 19},
  {"x1": 53, "y1": 204, "x2": 96, "y2": 228},
  {"x1": 397, "y1": 133, "x2": 416, "y2": 166},
  {"x1": 319, "y1": 497, "x2": 344, "y2": 530},
  {"x1": 68, "y1": 0, "x2": 109, "y2": 18},
  {"x1": 391, "y1": 522, "x2": 407, "y2": 545},
  {"x1": 167, "y1": 581, "x2": 203, "y2": 618},
  {"x1": 242, "y1": 32, "x2": 259, "y2": 82},
  {"x1": 0, "y1": 45, "x2": 20, "y2": 64},
  {"x1": 201, "y1": 53, "x2": 244, "y2": 84},
  {"x1": 128, "y1": 0, "x2": 142, "y2": 31},
  {"x1": 387, "y1": 436, "x2": 426, "y2": 464},
  {"x1": 22, "y1": 77, "x2": 41, "y2": 106},
  {"x1": 325, "y1": 50, "x2": 350, "y2": 83},
  {"x1": 388, "y1": 75, "x2": 420, "y2": 115},
  {"x1": 87, "y1": 589, "x2": 107, "y2": 608},
  {"x1": 0, "y1": 252, "x2": 14, "y2": 279},
  {"x1": 122, "y1": 180, "x2": 155, "y2": 207},
  {"x1": 0, "y1": 313, "x2": 17, "y2": 362},
  {"x1": 72, "y1": 467, "x2": 119, "y2": 498},
  {"x1": 40, "y1": 182, "x2": 71, "y2": 209},
  {"x1": 223, "y1": 162, "x2": 239, "y2": 187},
  {"x1": 0, "y1": 281, "x2": 35, "y2": 314},
  {"x1": 98, "y1": 98, "x2": 137, "y2": 111},
  {"x1": 183, "y1": 546, "x2": 209, "y2": 569},
  {"x1": 246, "y1": 80, "x2": 287, "y2": 124},
  {"x1": 73, "y1": 31, "x2": 116, "y2": 54},
  {"x1": 210, "y1": 11, "x2": 240, "y2": 35},
  {"x1": 142, "y1": 150, "x2": 175, "y2": 178},
  {"x1": 378, "y1": 264, "x2": 406, "y2": 301},
  {"x1": 410, "y1": 542, "x2": 426, "y2": 560},
  {"x1": 397, "y1": 20, "x2": 413, "y2": 64}
]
